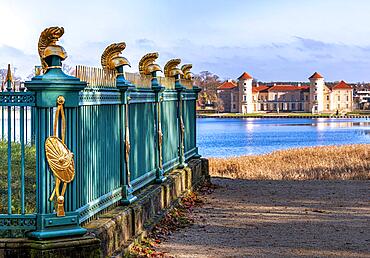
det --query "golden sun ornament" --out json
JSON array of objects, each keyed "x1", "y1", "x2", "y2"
[{"x1": 45, "y1": 96, "x2": 75, "y2": 217}]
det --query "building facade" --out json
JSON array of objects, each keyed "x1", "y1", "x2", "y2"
[{"x1": 217, "y1": 72, "x2": 353, "y2": 114}]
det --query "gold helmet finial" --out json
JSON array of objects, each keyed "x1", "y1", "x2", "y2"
[
  {"x1": 138, "y1": 52, "x2": 161, "y2": 75},
  {"x1": 181, "y1": 64, "x2": 194, "y2": 80},
  {"x1": 164, "y1": 59, "x2": 183, "y2": 78},
  {"x1": 101, "y1": 42, "x2": 131, "y2": 72},
  {"x1": 38, "y1": 26, "x2": 67, "y2": 72}
]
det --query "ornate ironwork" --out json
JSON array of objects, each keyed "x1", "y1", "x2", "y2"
[
  {"x1": 0, "y1": 215, "x2": 37, "y2": 230},
  {"x1": 45, "y1": 96, "x2": 75, "y2": 217},
  {"x1": 38, "y1": 26, "x2": 66, "y2": 72},
  {"x1": 79, "y1": 91, "x2": 121, "y2": 105},
  {"x1": 0, "y1": 92, "x2": 35, "y2": 106}
]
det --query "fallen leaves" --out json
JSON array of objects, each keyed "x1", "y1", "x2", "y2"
[{"x1": 127, "y1": 181, "x2": 217, "y2": 258}]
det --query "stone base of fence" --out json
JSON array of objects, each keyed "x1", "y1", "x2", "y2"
[{"x1": 0, "y1": 157, "x2": 209, "y2": 258}]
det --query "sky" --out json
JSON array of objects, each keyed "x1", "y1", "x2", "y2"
[{"x1": 1, "y1": 0, "x2": 370, "y2": 82}]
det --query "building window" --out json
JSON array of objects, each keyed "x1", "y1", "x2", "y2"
[
  {"x1": 327, "y1": 95, "x2": 329, "y2": 100},
  {"x1": 346, "y1": 104, "x2": 349, "y2": 108},
  {"x1": 305, "y1": 95, "x2": 308, "y2": 101},
  {"x1": 338, "y1": 96, "x2": 340, "y2": 101},
  {"x1": 243, "y1": 96, "x2": 247, "y2": 101},
  {"x1": 233, "y1": 104, "x2": 236, "y2": 109},
  {"x1": 244, "y1": 82, "x2": 247, "y2": 86},
  {"x1": 314, "y1": 95, "x2": 317, "y2": 101},
  {"x1": 291, "y1": 103, "x2": 296, "y2": 110},
  {"x1": 315, "y1": 82, "x2": 317, "y2": 85},
  {"x1": 346, "y1": 95, "x2": 349, "y2": 101},
  {"x1": 274, "y1": 95, "x2": 277, "y2": 101},
  {"x1": 273, "y1": 104, "x2": 277, "y2": 110},
  {"x1": 338, "y1": 104, "x2": 340, "y2": 109},
  {"x1": 327, "y1": 104, "x2": 330, "y2": 109}
]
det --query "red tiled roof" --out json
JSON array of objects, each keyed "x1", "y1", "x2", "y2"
[
  {"x1": 218, "y1": 81, "x2": 237, "y2": 90},
  {"x1": 332, "y1": 80, "x2": 352, "y2": 90},
  {"x1": 309, "y1": 72, "x2": 324, "y2": 79},
  {"x1": 268, "y1": 85, "x2": 309, "y2": 91},
  {"x1": 252, "y1": 85, "x2": 269, "y2": 93},
  {"x1": 238, "y1": 72, "x2": 253, "y2": 80}
]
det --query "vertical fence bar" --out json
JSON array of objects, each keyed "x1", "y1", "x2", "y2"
[
  {"x1": 6, "y1": 72, "x2": 12, "y2": 214},
  {"x1": 20, "y1": 106, "x2": 25, "y2": 214},
  {"x1": 152, "y1": 72, "x2": 166, "y2": 183},
  {"x1": 13, "y1": 107, "x2": 16, "y2": 142},
  {"x1": 1, "y1": 105, "x2": 4, "y2": 140},
  {"x1": 192, "y1": 85, "x2": 202, "y2": 158},
  {"x1": 7, "y1": 105, "x2": 12, "y2": 214}
]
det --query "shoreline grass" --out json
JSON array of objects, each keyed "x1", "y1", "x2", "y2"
[{"x1": 209, "y1": 144, "x2": 370, "y2": 180}]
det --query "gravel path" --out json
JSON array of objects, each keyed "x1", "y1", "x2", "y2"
[{"x1": 158, "y1": 178, "x2": 370, "y2": 258}]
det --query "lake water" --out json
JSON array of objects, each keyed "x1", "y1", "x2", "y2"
[{"x1": 197, "y1": 118, "x2": 370, "y2": 157}]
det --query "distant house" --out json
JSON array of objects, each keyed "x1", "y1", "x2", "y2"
[
  {"x1": 217, "y1": 80, "x2": 239, "y2": 112},
  {"x1": 354, "y1": 90, "x2": 370, "y2": 109},
  {"x1": 217, "y1": 72, "x2": 353, "y2": 114}
]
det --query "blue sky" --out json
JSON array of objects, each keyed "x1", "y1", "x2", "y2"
[{"x1": 1, "y1": 0, "x2": 370, "y2": 82}]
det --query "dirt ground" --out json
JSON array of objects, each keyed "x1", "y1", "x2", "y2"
[{"x1": 157, "y1": 178, "x2": 370, "y2": 258}]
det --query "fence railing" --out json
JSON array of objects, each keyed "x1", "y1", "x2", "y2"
[
  {"x1": 0, "y1": 61, "x2": 200, "y2": 238},
  {"x1": 0, "y1": 67, "x2": 36, "y2": 237}
]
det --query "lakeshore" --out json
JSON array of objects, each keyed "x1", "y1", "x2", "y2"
[
  {"x1": 197, "y1": 117, "x2": 370, "y2": 157},
  {"x1": 197, "y1": 112, "x2": 370, "y2": 119}
]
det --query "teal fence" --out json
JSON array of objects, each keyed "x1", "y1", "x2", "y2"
[
  {"x1": 0, "y1": 58, "x2": 200, "y2": 238},
  {"x1": 0, "y1": 71, "x2": 37, "y2": 237}
]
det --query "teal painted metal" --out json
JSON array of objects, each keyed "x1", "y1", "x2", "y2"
[
  {"x1": 161, "y1": 91, "x2": 180, "y2": 172},
  {"x1": 0, "y1": 71, "x2": 37, "y2": 236},
  {"x1": 0, "y1": 57, "x2": 201, "y2": 239}
]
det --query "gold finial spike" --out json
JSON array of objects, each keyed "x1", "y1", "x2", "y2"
[
  {"x1": 181, "y1": 64, "x2": 194, "y2": 80},
  {"x1": 138, "y1": 52, "x2": 161, "y2": 75},
  {"x1": 5, "y1": 64, "x2": 12, "y2": 82},
  {"x1": 164, "y1": 59, "x2": 183, "y2": 78},
  {"x1": 101, "y1": 42, "x2": 130, "y2": 73}
]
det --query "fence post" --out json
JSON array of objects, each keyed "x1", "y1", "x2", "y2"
[
  {"x1": 192, "y1": 83, "x2": 202, "y2": 158},
  {"x1": 151, "y1": 70, "x2": 167, "y2": 183},
  {"x1": 25, "y1": 27, "x2": 87, "y2": 239},
  {"x1": 115, "y1": 63, "x2": 138, "y2": 204},
  {"x1": 175, "y1": 74, "x2": 187, "y2": 168}
]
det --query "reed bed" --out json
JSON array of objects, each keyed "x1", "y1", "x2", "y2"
[{"x1": 209, "y1": 144, "x2": 370, "y2": 180}]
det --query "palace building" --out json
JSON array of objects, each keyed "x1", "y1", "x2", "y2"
[{"x1": 217, "y1": 72, "x2": 353, "y2": 114}]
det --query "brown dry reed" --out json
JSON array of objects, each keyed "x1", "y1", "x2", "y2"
[{"x1": 209, "y1": 144, "x2": 370, "y2": 180}]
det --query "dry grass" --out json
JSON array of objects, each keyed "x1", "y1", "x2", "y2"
[{"x1": 209, "y1": 144, "x2": 370, "y2": 180}]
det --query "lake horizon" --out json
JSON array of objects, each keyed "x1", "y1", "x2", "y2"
[{"x1": 197, "y1": 117, "x2": 370, "y2": 158}]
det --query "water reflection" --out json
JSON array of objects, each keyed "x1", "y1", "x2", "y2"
[{"x1": 197, "y1": 118, "x2": 370, "y2": 157}]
